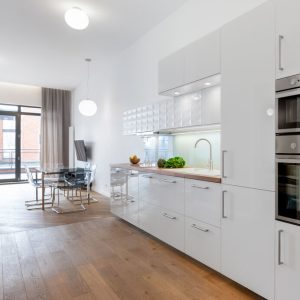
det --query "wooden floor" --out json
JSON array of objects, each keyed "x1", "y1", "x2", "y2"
[
  {"x1": 0, "y1": 184, "x2": 263, "y2": 300},
  {"x1": 0, "y1": 183, "x2": 111, "y2": 234}
]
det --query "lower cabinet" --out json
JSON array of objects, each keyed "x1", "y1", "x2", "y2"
[
  {"x1": 275, "y1": 221, "x2": 300, "y2": 300},
  {"x1": 221, "y1": 185, "x2": 275, "y2": 300},
  {"x1": 185, "y1": 216, "x2": 221, "y2": 271},
  {"x1": 139, "y1": 202, "x2": 185, "y2": 251}
]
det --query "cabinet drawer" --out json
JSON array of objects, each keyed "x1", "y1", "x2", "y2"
[
  {"x1": 138, "y1": 202, "x2": 160, "y2": 237},
  {"x1": 185, "y1": 217, "x2": 221, "y2": 271},
  {"x1": 139, "y1": 173, "x2": 184, "y2": 214},
  {"x1": 157, "y1": 208, "x2": 185, "y2": 252},
  {"x1": 185, "y1": 179, "x2": 221, "y2": 227}
]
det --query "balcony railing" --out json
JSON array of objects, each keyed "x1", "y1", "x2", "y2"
[{"x1": 0, "y1": 148, "x2": 40, "y2": 170}]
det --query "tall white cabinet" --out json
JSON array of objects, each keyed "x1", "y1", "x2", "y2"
[
  {"x1": 275, "y1": 0, "x2": 300, "y2": 79},
  {"x1": 221, "y1": 185, "x2": 275, "y2": 299},
  {"x1": 221, "y1": 0, "x2": 275, "y2": 192},
  {"x1": 275, "y1": 221, "x2": 300, "y2": 300},
  {"x1": 221, "y1": 2, "x2": 276, "y2": 299}
]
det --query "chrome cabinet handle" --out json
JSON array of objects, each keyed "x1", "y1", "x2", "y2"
[
  {"x1": 222, "y1": 190, "x2": 227, "y2": 219},
  {"x1": 278, "y1": 230, "x2": 284, "y2": 265},
  {"x1": 142, "y1": 174, "x2": 153, "y2": 179},
  {"x1": 222, "y1": 150, "x2": 227, "y2": 178},
  {"x1": 160, "y1": 178, "x2": 177, "y2": 184},
  {"x1": 191, "y1": 184, "x2": 209, "y2": 190},
  {"x1": 191, "y1": 224, "x2": 209, "y2": 232},
  {"x1": 162, "y1": 212, "x2": 177, "y2": 220},
  {"x1": 279, "y1": 35, "x2": 284, "y2": 71}
]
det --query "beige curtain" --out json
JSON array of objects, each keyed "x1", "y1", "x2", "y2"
[{"x1": 41, "y1": 88, "x2": 71, "y2": 169}]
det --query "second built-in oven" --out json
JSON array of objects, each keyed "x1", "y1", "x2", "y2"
[{"x1": 276, "y1": 135, "x2": 300, "y2": 225}]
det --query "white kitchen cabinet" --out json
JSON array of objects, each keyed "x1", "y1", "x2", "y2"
[
  {"x1": 275, "y1": 221, "x2": 300, "y2": 300},
  {"x1": 185, "y1": 30, "x2": 220, "y2": 85},
  {"x1": 201, "y1": 85, "x2": 221, "y2": 125},
  {"x1": 139, "y1": 173, "x2": 184, "y2": 214},
  {"x1": 221, "y1": 185, "x2": 275, "y2": 300},
  {"x1": 185, "y1": 217, "x2": 220, "y2": 271},
  {"x1": 221, "y1": 1, "x2": 275, "y2": 191},
  {"x1": 158, "y1": 48, "x2": 185, "y2": 94},
  {"x1": 158, "y1": 30, "x2": 220, "y2": 94},
  {"x1": 122, "y1": 172, "x2": 139, "y2": 226},
  {"x1": 275, "y1": 0, "x2": 300, "y2": 78},
  {"x1": 185, "y1": 179, "x2": 221, "y2": 227}
]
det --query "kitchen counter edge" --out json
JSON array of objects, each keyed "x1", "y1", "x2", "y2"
[{"x1": 110, "y1": 163, "x2": 222, "y2": 184}]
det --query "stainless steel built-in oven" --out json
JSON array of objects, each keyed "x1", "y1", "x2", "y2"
[
  {"x1": 276, "y1": 74, "x2": 300, "y2": 133},
  {"x1": 276, "y1": 74, "x2": 300, "y2": 225}
]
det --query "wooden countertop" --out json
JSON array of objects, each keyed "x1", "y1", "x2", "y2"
[{"x1": 110, "y1": 163, "x2": 222, "y2": 183}]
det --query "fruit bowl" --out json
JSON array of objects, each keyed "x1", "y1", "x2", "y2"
[{"x1": 129, "y1": 155, "x2": 140, "y2": 165}]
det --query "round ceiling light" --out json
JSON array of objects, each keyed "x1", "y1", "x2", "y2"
[
  {"x1": 78, "y1": 99, "x2": 97, "y2": 117},
  {"x1": 64, "y1": 7, "x2": 89, "y2": 30}
]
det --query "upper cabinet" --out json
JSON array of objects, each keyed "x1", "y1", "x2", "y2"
[
  {"x1": 158, "y1": 30, "x2": 221, "y2": 94},
  {"x1": 276, "y1": 0, "x2": 300, "y2": 78},
  {"x1": 221, "y1": 0, "x2": 275, "y2": 191}
]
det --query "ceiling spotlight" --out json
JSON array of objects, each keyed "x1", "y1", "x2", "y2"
[
  {"x1": 174, "y1": 91, "x2": 180, "y2": 96},
  {"x1": 65, "y1": 7, "x2": 89, "y2": 30},
  {"x1": 204, "y1": 82, "x2": 211, "y2": 86}
]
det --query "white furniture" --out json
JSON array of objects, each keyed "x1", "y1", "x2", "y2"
[
  {"x1": 275, "y1": 221, "x2": 300, "y2": 300},
  {"x1": 221, "y1": 185, "x2": 275, "y2": 300},
  {"x1": 221, "y1": 2, "x2": 276, "y2": 299},
  {"x1": 158, "y1": 30, "x2": 220, "y2": 94},
  {"x1": 185, "y1": 179, "x2": 221, "y2": 271},
  {"x1": 221, "y1": 0, "x2": 275, "y2": 192},
  {"x1": 138, "y1": 172, "x2": 185, "y2": 251},
  {"x1": 275, "y1": 0, "x2": 300, "y2": 79}
]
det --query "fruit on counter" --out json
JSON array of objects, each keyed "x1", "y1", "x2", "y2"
[
  {"x1": 157, "y1": 156, "x2": 186, "y2": 168},
  {"x1": 129, "y1": 154, "x2": 140, "y2": 165},
  {"x1": 157, "y1": 158, "x2": 166, "y2": 168}
]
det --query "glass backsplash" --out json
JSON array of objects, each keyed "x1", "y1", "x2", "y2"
[{"x1": 173, "y1": 131, "x2": 221, "y2": 170}]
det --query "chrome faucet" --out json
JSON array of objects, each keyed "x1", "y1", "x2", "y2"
[{"x1": 194, "y1": 138, "x2": 213, "y2": 171}]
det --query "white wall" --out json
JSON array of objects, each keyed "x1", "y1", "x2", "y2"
[
  {"x1": 0, "y1": 82, "x2": 41, "y2": 107},
  {"x1": 72, "y1": 0, "x2": 268, "y2": 196}
]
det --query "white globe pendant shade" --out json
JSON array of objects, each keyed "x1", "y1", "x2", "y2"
[
  {"x1": 78, "y1": 99, "x2": 97, "y2": 117},
  {"x1": 65, "y1": 7, "x2": 89, "y2": 30}
]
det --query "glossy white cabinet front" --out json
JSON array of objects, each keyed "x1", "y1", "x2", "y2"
[
  {"x1": 275, "y1": 0, "x2": 300, "y2": 79},
  {"x1": 139, "y1": 173, "x2": 184, "y2": 214},
  {"x1": 275, "y1": 221, "x2": 300, "y2": 300},
  {"x1": 221, "y1": 185, "x2": 275, "y2": 300},
  {"x1": 185, "y1": 179, "x2": 221, "y2": 227},
  {"x1": 221, "y1": 0, "x2": 275, "y2": 191},
  {"x1": 185, "y1": 217, "x2": 220, "y2": 271}
]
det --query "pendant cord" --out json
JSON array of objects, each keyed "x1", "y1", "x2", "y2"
[{"x1": 85, "y1": 58, "x2": 91, "y2": 100}]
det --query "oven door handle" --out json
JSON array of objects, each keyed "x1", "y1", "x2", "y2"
[
  {"x1": 276, "y1": 88, "x2": 300, "y2": 99},
  {"x1": 276, "y1": 158, "x2": 300, "y2": 164}
]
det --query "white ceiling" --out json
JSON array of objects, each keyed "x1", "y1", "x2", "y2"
[{"x1": 0, "y1": 0, "x2": 187, "y2": 90}]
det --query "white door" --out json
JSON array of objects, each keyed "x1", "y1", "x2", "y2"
[
  {"x1": 221, "y1": 185, "x2": 275, "y2": 300},
  {"x1": 185, "y1": 30, "x2": 220, "y2": 85},
  {"x1": 275, "y1": 0, "x2": 300, "y2": 79},
  {"x1": 158, "y1": 48, "x2": 185, "y2": 93},
  {"x1": 221, "y1": 1, "x2": 275, "y2": 191},
  {"x1": 275, "y1": 221, "x2": 300, "y2": 300}
]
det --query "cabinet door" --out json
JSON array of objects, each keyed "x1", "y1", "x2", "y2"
[
  {"x1": 275, "y1": 0, "x2": 300, "y2": 79},
  {"x1": 139, "y1": 173, "x2": 184, "y2": 214},
  {"x1": 221, "y1": 185, "x2": 275, "y2": 300},
  {"x1": 221, "y1": 1, "x2": 275, "y2": 191},
  {"x1": 185, "y1": 30, "x2": 220, "y2": 85},
  {"x1": 201, "y1": 85, "x2": 221, "y2": 125},
  {"x1": 185, "y1": 217, "x2": 220, "y2": 271},
  {"x1": 185, "y1": 179, "x2": 221, "y2": 227},
  {"x1": 275, "y1": 221, "x2": 300, "y2": 300},
  {"x1": 158, "y1": 48, "x2": 185, "y2": 93},
  {"x1": 123, "y1": 173, "x2": 139, "y2": 226}
]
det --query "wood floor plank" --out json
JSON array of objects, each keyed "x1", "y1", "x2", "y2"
[{"x1": 0, "y1": 184, "x2": 263, "y2": 300}]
